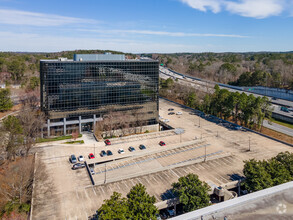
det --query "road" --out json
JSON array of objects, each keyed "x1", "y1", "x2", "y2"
[
  {"x1": 160, "y1": 66, "x2": 293, "y2": 135},
  {"x1": 263, "y1": 120, "x2": 293, "y2": 137}
]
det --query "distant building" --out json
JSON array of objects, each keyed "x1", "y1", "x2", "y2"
[{"x1": 40, "y1": 54, "x2": 159, "y2": 136}]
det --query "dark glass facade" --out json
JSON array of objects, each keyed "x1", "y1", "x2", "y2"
[{"x1": 40, "y1": 60, "x2": 159, "y2": 125}]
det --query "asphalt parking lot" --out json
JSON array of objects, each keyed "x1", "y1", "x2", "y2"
[{"x1": 32, "y1": 99, "x2": 293, "y2": 220}]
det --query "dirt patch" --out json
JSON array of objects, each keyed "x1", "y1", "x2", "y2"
[
  {"x1": 260, "y1": 127, "x2": 293, "y2": 145},
  {"x1": 0, "y1": 104, "x2": 22, "y2": 119}
]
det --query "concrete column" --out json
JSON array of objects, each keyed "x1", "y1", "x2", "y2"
[
  {"x1": 63, "y1": 118, "x2": 66, "y2": 136},
  {"x1": 79, "y1": 116, "x2": 82, "y2": 133},
  {"x1": 47, "y1": 119, "x2": 50, "y2": 137},
  {"x1": 93, "y1": 114, "x2": 96, "y2": 132}
]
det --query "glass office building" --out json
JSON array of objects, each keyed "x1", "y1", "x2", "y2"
[{"x1": 40, "y1": 54, "x2": 159, "y2": 136}]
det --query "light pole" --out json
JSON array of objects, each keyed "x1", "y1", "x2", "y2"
[
  {"x1": 204, "y1": 145, "x2": 207, "y2": 162},
  {"x1": 249, "y1": 137, "x2": 251, "y2": 151},
  {"x1": 104, "y1": 163, "x2": 107, "y2": 184},
  {"x1": 94, "y1": 144, "x2": 95, "y2": 157},
  {"x1": 199, "y1": 117, "x2": 201, "y2": 128}
]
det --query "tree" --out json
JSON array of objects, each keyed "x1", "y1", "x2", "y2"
[
  {"x1": 26, "y1": 76, "x2": 39, "y2": 91},
  {"x1": 1, "y1": 116, "x2": 23, "y2": 160},
  {"x1": 265, "y1": 159, "x2": 292, "y2": 186},
  {"x1": 127, "y1": 183, "x2": 158, "y2": 220},
  {"x1": 98, "y1": 192, "x2": 128, "y2": 220},
  {"x1": 243, "y1": 159, "x2": 273, "y2": 192},
  {"x1": 18, "y1": 103, "x2": 44, "y2": 156},
  {"x1": 71, "y1": 130, "x2": 79, "y2": 140},
  {"x1": 274, "y1": 151, "x2": 293, "y2": 176},
  {"x1": 172, "y1": 173, "x2": 210, "y2": 212},
  {"x1": 7, "y1": 59, "x2": 25, "y2": 81},
  {"x1": 0, "y1": 89, "x2": 13, "y2": 112},
  {"x1": 186, "y1": 91, "x2": 198, "y2": 109}
]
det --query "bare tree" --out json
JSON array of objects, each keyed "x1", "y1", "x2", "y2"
[
  {"x1": 71, "y1": 128, "x2": 79, "y2": 140},
  {"x1": 0, "y1": 157, "x2": 34, "y2": 204},
  {"x1": 18, "y1": 104, "x2": 45, "y2": 156}
]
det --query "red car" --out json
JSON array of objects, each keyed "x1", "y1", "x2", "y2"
[
  {"x1": 105, "y1": 139, "x2": 111, "y2": 145},
  {"x1": 159, "y1": 141, "x2": 166, "y2": 146},
  {"x1": 88, "y1": 153, "x2": 95, "y2": 159}
]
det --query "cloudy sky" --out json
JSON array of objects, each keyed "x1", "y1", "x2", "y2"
[{"x1": 0, "y1": 0, "x2": 293, "y2": 53}]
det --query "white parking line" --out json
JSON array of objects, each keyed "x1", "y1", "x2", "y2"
[
  {"x1": 169, "y1": 169, "x2": 179, "y2": 178},
  {"x1": 92, "y1": 186, "x2": 97, "y2": 196}
]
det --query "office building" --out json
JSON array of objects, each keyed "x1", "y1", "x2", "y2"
[{"x1": 40, "y1": 54, "x2": 159, "y2": 136}]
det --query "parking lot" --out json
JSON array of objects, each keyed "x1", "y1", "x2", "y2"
[{"x1": 32, "y1": 99, "x2": 293, "y2": 220}]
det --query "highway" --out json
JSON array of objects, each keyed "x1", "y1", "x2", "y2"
[{"x1": 159, "y1": 66, "x2": 293, "y2": 135}]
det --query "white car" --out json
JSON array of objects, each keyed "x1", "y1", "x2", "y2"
[
  {"x1": 163, "y1": 119, "x2": 170, "y2": 123},
  {"x1": 118, "y1": 149, "x2": 125, "y2": 154},
  {"x1": 176, "y1": 111, "x2": 182, "y2": 115},
  {"x1": 78, "y1": 155, "x2": 84, "y2": 162}
]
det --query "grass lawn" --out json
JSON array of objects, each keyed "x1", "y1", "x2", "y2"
[
  {"x1": 37, "y1": 134, "x2": 82, "y2": 143},
  {"x1": 269, "y1": 118, "x2": 293, "y2": 129},
  {"x1": 63, "y1": 140, "x2": 84, "y2": 144}
]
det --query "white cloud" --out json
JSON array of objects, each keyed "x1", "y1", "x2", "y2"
[
  {"x1": 0, "y1": 31, "x2": 217, "y2": 53},
  {"x1": 180, "y1": 0, "x2": 288, "y2": 18},
  {"x1": 0, "y1": 9, "x2": 97, "y2": 26},
  {"x1": 225, "y1": 0, "x2": 284, "y2": 19},
  {"x1": 79, "y1": 29, "x2": 248, "y2": 38},
  {"x1": 181, "y1": 0, "x2": 223, "y2": 13}
]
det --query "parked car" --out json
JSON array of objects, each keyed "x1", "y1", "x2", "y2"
[
  {"x1": 72, "y1": 163, "x2": 85, "y2": 170},
  {"x1": 168, "y1": 108, "x2": 174, "y2": 111},
  {"x1": 106, "y1": 150, "x2": 113, "y2": 156},
  {"x1": 156, "y1": 213, "x2": 162, "y2": 220},
  {"x1": 160, "y1": 210, "x2": 168, "y2": 219},
  {"x1": 100, "y1": 150, "x2": 107, "y2": 157},
  {"x1": 168, "y1": 112, "x2": 175, "y2": 115},
  {"x1": 128, "y1": 146, "x2": 136, "y2": 152},
  {"x1": 88, "y1": 153, "x2": 95, "y2": 159},
  {"x1": 167, "y1": 208, "x2": 175, "y2": 217},
  {"x1": 70, "y1": 154, "x2": 77, "y2": 163},
  {"x1": 139, "y1": 144, "x2": 146, "y2": 150},
  {"x1": 159, "y1": 141, "x2": 166, "y2": 146},
  {"x1": 104, "y1": 139, "x2": 111, "y2": 145},
  {"x1": 118, "y1": 149, "x2": 125, "y2": 154},
  {"x1": 176, "y1": 111, "x2": 182, "y2": 115},
  {"x1": 90, "y1": 167, "x2": 95, "y2": 175},
  {"x1": 78, "y1": 155, "x2": 84, "y2": 162},
  {"x1": 163, "y1": 119, "x2": 170, "y2": 123}
]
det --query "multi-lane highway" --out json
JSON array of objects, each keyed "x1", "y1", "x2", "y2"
[{"x1": 159, "y1": 66, "x2": 293, "y2": 136}]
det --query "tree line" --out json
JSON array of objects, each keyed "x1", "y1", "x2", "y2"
[
  {"x1": 160, "y1": 78, "x2": 272, "y2": 130},
  {"x1": 243, "y1": 151, "x2": 293, "y2": 192},
  {"x1": 95, "y1": 174, "x2": 210, "y2": 220},
  {"x1": 154, "y1": 52, "x2": 293, "y2": 89}
]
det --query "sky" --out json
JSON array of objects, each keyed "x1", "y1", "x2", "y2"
[{"x1": 0, "y1": 0, "x2": 293, "y2": 53}]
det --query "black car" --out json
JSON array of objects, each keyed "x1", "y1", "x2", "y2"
[
  {"x1": 106, "y1": 150, "x2": 113, "y2": 156},
  {"x1": 168, "y1": 108, "x2": 174, "y2": 111},
  {"x1": 100, "y1": 150, "x2": 107, "y2": 157},
  {"x1": 168, "y1": 112, "x2": 175, "y2": 115},
  {"x1": 128, "y1": 146, "x2": 135, "y2": 152},
  {"x1": 139, "y1": 144, "x2": 146, "y2": 150},
  {"x1": 72, "y1": 163, "x2": 85, "y2": 170}
]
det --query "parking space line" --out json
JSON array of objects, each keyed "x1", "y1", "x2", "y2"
[
  {"x1": 169, "y1": 169, "x2": 180, "y2": 178},
  {"x1": 92, "y1": 186, "x2": 97, "y2": 196}
]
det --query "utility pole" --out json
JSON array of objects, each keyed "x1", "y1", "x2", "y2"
[
  {"x1": 104, "y1": 163, "x2": 107, "y2": 184},
  {"x1": 94, "y1": 144, "x2": 95, "y2": 157},
  {"x1": 204, "y1": 145, "x2": 207, "y2": 162}
]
